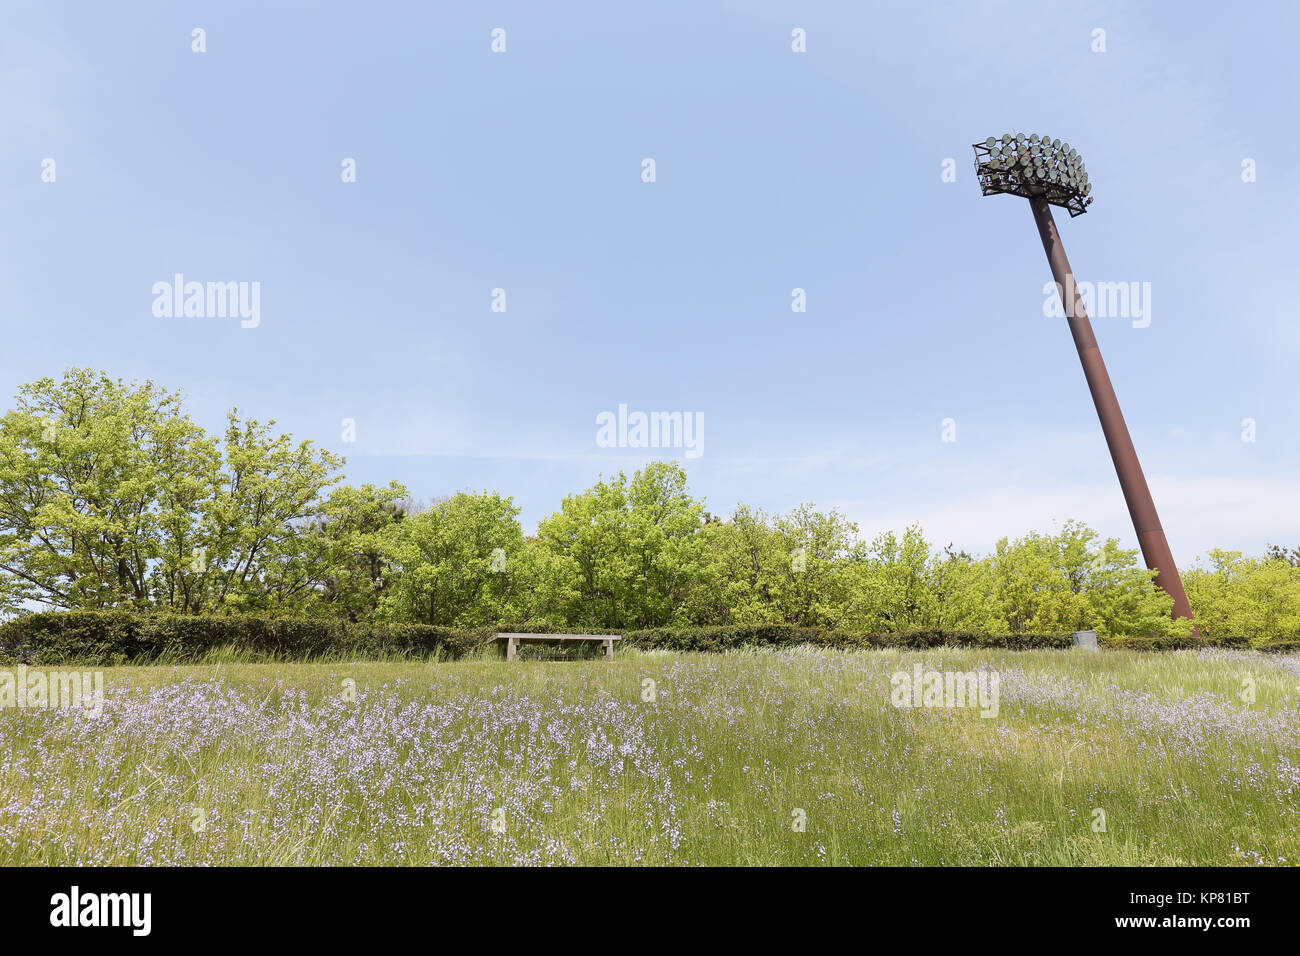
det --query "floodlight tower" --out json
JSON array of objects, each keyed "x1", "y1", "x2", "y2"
[{"x1": 972, "y1": 133, "x2": 1193, "y2": 622}]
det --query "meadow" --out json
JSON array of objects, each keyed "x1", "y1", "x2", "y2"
[{"x1": 1, "y1": 646, "x2": 1297, "y2": 866}]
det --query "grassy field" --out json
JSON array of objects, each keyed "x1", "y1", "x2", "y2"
[{"x1": 1, "y1": 646, "x2": 1297, "y2": 866}]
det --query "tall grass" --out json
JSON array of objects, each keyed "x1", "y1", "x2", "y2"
[{"x1": 0, "y1": 647, "x2": 1296, "y2": 865}]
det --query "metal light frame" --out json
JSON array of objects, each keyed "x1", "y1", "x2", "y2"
[{"x1": 973, "y1": 133, "x2": 1092, "y2": 217}]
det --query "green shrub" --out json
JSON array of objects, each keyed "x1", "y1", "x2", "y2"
[
  {"x1": 1098, "y1": 634, "x2": 1249, "y2": 652},
  {"x1": 826, "y1": 629, "x2": 1071, "y2": 650},
  {"x1": 1260, "y1": 638, "x2": 1300, "y2": 653},
  {"x1": 1, "y1": 612, "x2": 1287, "y2": 665},
  {"x1": 0, "y1": 611, "x2": 489, "y2": 665},
  {"x1": 624, "y1": 626, "x2": 1072, "y2": 651},
  {"x1": 626, "y1": 627, "x2": 1266, "y2": 653},
  {"x1": 621, "y1": 625, "x2": 817, "y2": 653}
]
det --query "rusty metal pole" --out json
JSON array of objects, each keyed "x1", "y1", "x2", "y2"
[{"x1": 1029, "y1": 194, "x2": 1194, "y2": 621}]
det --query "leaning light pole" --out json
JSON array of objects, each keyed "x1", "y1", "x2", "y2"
[{"x1": 972, "y1": 132, "x2": 1193, "y2": 622}]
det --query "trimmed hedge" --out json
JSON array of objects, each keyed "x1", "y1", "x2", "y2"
[
  {"x1": 0, "y1": 611, "x2": 489, "y2": 665},
  {"x1": 622, "y1": 625, "x2": 822, "y2": 653},
  {"x1": 1258, "y1": 638, "x2": 1300, "y2": 654},
  {"x1": 624, "y1": 625, "x2": 1263, "y2": 653},
  {"x1": 1098, "y1": 634, "x2": 1250, "y2": 652},
  {"x1": 823, "y1": 630, "x2": 1076, "y2": 650},
  {"x1": 0, "y1": 612, "x2": 1288, "y2": 665},
  {"x1": 623, "y1": 625, "x2": 1074, "y2": 651}
]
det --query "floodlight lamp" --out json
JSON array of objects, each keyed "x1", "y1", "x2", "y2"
[{"x1": 973, "y1": 132, "x2": 1093, "y2": 215}]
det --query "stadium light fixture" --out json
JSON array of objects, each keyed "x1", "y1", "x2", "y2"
[{"x1": 972, "y1": 133, "x2": 1194, "y2": 623}]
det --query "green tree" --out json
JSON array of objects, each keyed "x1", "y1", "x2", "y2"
[
  {"x1": 498, "y1": 538, "x2": 581, "y2": 628},
  {"x1": 1184, "y1": 550, "x2": 1300, "y2": 641},
  {"x1": 0, "y1": 369, "x2": 343, "y2": 615},
  {"x1": 770, "y1": 504, "x2": 860, "y2": 627},
  {"x1": 843, "y1": 525, "x2": 937, "y2": 633},
  {"x1": 982, "y1": 521, "x2": 1179, "y2": 635},
  {"x1": 0, "y1": 370, "x2": 200, "y2": 610},
  {"x1": 927, "y1": 544, "x2": 994, "y2": 632},
  {"x1": 295, "y1": 481, "x2": 410, "y2": 621},
  {"x1": 536, "y1": 462, "x2": 707, "y2": 628},
  {"x1": 687, "y1": 505, "x2": 784, "y2": 625},
  {"x1": 379, "y1": 490, "x2": 525, "y2": 626}
]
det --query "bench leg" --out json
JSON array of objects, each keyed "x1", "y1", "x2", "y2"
[
  {"x1": 507, "y1": 637, "x2": 518, "y2": 661},
  {"x1": 603, "y1": 639, "x2": 614, "y2": 661}
]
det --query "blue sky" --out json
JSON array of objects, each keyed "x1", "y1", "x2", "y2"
[{"x1": 3, "y1": 0, "x2": 1297, "y2": 566}]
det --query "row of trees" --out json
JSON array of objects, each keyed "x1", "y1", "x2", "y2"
[{"x1": 2, "y1": 370, "x2": 1297, "y2": 639}]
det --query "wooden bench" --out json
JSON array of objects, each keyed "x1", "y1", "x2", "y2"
[{"x1": 493, "y1": 633, "x2": 620, "y2": 661}]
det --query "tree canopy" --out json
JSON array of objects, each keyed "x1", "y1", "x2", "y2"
[{"x1": 1, "y1": 368, "x2": 1291, "y2": 639}]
